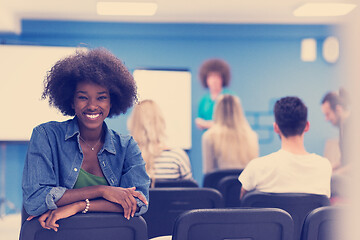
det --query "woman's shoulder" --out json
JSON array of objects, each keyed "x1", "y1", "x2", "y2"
[
  {"x1": 162, "y1": 147, "x2": 189, "y2": 159},
  {"x1": 106, "y1": 129, "x2": 137, "y2": 148},
  {"x1": 33, "y1": 118, "x2": 73, "y2": 133}
]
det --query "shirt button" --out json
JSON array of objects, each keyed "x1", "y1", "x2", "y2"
[{"x1": 74, "y1": 168, "x2": 78, "y2": 172}]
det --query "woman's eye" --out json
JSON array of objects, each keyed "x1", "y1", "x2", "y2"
[
  {"x1": 77, "y1": 96, "x2": 87, "y2": 100},
  {"x1": 98, "y1": 96, "x2": 108, "y2": 101}
]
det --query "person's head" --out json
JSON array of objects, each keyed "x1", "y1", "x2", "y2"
[
  {"x1": 274, "y1": 96, "x2": 309, "y2": 138},
  {"x1": 127, "y1": 99, "x2": 166, "y2": 146},
  {"x1": 42, "y1": 48, "x2": 137, "y2": 121},
  {"x1": 127, "y1": 99, "x2": 166, "y2": 179},
  {"x1": 208, "y1": 94, "x2": 258, "y2": 166},
  {"x1": 213, "y1": 94, "x2": 245, "y2": 129},
  {"x1": 199, "y1": 59, "x2": 231, "y2": 90},
  {"x1": 321, "y1": 89, "x2": 349, "y2": 127}
]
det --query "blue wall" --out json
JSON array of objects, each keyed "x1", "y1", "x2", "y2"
[{"x1": 0, "y1": 20, "x2": 342, "y2": 214}]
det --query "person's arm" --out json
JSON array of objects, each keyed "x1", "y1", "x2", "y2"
[
  {"x1": 240, "y1": 188, "x2": 248, "y2": 200},
  {"x1": 195, "y1": 118, "x2": 214, "y2": 130},
  {"x1": 175, "y1": 149, "x2": 192, "y2": 179},
  {"x1": 118, "y1": 136, "x2": 150, "y2": 216},
  {"x1": 32, "y1": 198, "x2": 128, "y2": 232},
  {"x1": 22, "y1": 126, "x2": 68, "y2": 217},
  {"x1": 55, "y1": 185, "x2": 146, "y2": 218},
  {"x1": 202, "y1": 132, "x2": 216, "y2": 174}
]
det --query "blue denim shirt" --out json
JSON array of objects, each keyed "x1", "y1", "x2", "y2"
[{"x1": 22, "y1": 117, "x2": 150, "y2": 217}]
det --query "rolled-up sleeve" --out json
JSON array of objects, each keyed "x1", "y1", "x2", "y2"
[
  {"x1": 119, "y1": 137, "x2": 150, "y2": 216},
  {"x1": 22, "y1": 126, "x2": 66, "y2": 216}
]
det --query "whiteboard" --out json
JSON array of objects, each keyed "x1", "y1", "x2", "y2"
[
  {"x1": 0, "y1": 45, "x2": 79, "y2": 141},
  {"x1": 133, "y1": 69, "x2": 192, "y2": 149}
]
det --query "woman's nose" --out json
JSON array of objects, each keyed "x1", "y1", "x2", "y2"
[{"x1": 87, "y1": 99, "x2": 98, "y2": 110}]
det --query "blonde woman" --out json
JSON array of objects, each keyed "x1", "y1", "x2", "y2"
[
  {"x1": 128, "y1": 100, "x2": 193, "y2": 186},
  {"x1": 202, "y1": 94, "x2": 259, "y2": 174}
]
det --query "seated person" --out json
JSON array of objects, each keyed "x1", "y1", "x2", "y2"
[
  {"x1": 202, "y1": 94, "x2": 258, "y2": 174},
  {"x1": 22, "y1": 48, "x2": 150, "y2": 232},
  {"x1": 127, "y1": 99, "x2": 193, "y2": 187},
  {"x1": 239, "y1": 96, "x2": 332, "y2": 199}
]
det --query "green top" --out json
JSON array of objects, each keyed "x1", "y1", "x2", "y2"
[
  {"x1": 198, "y1": 89, "x2": 233, "y2": 120},
  {"x1": 73, "y1": 168, "x2": 109, "y2": 189}
]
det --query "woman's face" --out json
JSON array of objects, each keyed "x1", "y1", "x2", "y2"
[
  {"x1": 73, "y1": 82, "x2": 111, "y2": 132},
  {"x1": 206, "y1": 72, "x2": 223, "y2": 92}
]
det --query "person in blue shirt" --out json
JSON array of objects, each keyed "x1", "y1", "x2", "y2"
[
  {"x1": 22, "y1": 48, "x2": 150, "y2": 232},
  {"x1": 195, "y1": 58, "x2": 232, "y2": 130}
]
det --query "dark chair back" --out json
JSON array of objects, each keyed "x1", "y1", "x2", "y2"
[
  {"x1": 142, "y1": 187, "x2": 223, "y2": 239},
  {"x1": 217, "y1": 175, "x2": 242, "y2": 207},
  {"x1": 154, "y1": 178, "x2": 199, "y2": 188},
  {"x1": 172, "y1": 208, "x2": 294, "y2": 240},
  {"x1": 19, "y1": 211, "x2": 148, "y2": 240},
  {"x1": 241, "y1": 191, "x2": 330, "y2": 240},
  {"x1": 203, "y1": 169, "x2": 243, "y2": 190},
  {"x1": 301, "y1": 206, "x2": 342, "y2": 240}
]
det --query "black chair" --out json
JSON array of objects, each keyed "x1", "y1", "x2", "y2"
[
  {"x1": 19, "y1": 209, "x2": 148, "y2": 240},
  {"x1": 301, "y1": 206, "x2": 342, "y2": 240},
  {"x1": 172, "y1": 208, "x2": 294, "y2": 240},
  {"x1": 203, "y1": 169, "x2": 243, "y2": 190},
  {"x1": 142, "y1": 187, "x2": 223, "y2": 239},
  {"x1": 241, "y1": 191, "x2": 330, "y2": 240},
  {"x1": 217, "y1": 175, "x2": 242, "y2": 207},
  {"x1": 154, "y1": 178, "x2": 199, "y2": 188}
]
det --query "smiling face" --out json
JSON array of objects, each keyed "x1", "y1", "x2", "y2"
[{"x1": 73, "y1": 82, "x2": 111, "y2": 133}]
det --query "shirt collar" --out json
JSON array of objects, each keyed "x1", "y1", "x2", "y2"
[{"x1": 65, "y1": 116, "x2": 117, "y2": 155}]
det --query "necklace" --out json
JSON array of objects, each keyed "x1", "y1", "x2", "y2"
[{"x1": 79, "y1": 135, "x2": 102, "y2": 151}]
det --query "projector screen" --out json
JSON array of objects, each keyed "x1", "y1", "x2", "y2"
[{"x1": 0, "y1": 45, "x2": 78, "y2": 141}]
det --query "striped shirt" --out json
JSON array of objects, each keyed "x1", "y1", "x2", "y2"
[{"x1": 154, "y1": 148, "x2": 193, "y2": 180}]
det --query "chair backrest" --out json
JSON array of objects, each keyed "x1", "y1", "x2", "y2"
[
  {"x1": 19, "y1": 212, "x2": 148, "y2": 240},
  {"x1": 172, "y1": 208, "x2": 294, "y2": 240},
  {"x1": 301, "y1": 206, "x2": 342, "y2": 240},
  {"x1": 241, "y1": 191, "x2": 330, "y2": 240},
  {"x1": 142, "y1": 187, "x2": 223, "y2": 239},
  {"x1": 154, "y1": 178, "x2": 199, "y2": 188},
  {"x1": 217, "y1": 175, "x2": 242, "y2": 207},
  {"x1": 203, "y1": 169, "x2": 243, "y2": 190}
]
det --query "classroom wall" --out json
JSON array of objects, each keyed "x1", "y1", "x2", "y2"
[{"x1": 0, "y1": 20, "x2": 343, "y2": 213}]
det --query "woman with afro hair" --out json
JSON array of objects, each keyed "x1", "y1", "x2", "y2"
[
  {"x1": 22, "y1": 48, "x2": 150, "y2": 232},
  {"x1": 195, "y1": 58, "x2": 233, "y2": 130}
]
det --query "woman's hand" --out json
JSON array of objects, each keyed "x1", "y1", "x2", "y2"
[
  {"x1": 31, "y1": 202, "x2": 83, "y2": 232},
  {"x1": 102, "y1": 186, "x2": 148, "y2": 219}
]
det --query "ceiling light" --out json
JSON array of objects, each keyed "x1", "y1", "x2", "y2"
[
  {"x1": 97, "y1": 2, "x2": 158, "y2": 16},
  {"x1": 293, "y1": 3, "x2": 357, "y2": 17}
]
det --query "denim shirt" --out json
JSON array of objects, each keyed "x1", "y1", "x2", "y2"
[{"x1": 22, "y1": 117, "x2": 150, "y2": 217}]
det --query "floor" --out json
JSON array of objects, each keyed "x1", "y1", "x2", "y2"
[{"x1": 0, "y1": 213, "x2": 21, "y2": 240}]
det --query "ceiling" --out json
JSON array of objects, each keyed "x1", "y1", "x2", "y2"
[{"x1": 0, "y1": 0, "x2": 358, "y2": 34}]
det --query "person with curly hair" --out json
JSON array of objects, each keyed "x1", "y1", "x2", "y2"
[
  {"x1": 22, "y1": 48, "x2": 150, "y2": 232},
  {"x1": 195, "y1": 58, "x2": 233, "y2": 130}
]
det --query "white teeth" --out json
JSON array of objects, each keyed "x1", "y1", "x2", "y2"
[{"x1": 85, "y1": 114, "x2": 100, "y2": 119}]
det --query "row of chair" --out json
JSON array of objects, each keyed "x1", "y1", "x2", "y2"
[
  {"x1": 19, "y1": 169, "x2": 336, "y2": 240},
  {"x1": 155, "y1": 169, "x2": 243, "y2": 207},
  {"x1": 20, "y1": 204, "x2": 341, "y2": 240}
]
